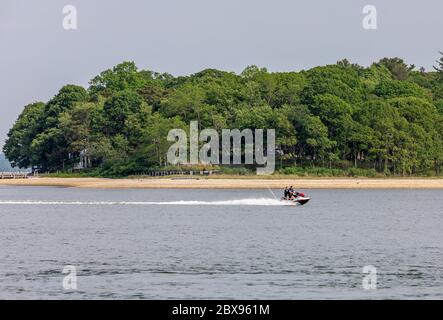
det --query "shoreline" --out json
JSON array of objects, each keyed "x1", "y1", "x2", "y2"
[{"x1": 1, "y1": 177, "x2": 443, "y2": 189}]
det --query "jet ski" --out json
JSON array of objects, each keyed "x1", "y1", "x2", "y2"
[{"x1": 280, "y1": 192, "x2": 310, "y2": 205}]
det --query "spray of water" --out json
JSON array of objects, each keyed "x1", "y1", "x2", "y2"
[{"x1": 0, "y1": 198, "x2": 294, "y2": 206}]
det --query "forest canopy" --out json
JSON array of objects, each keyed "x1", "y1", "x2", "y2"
[{"x1": 4, "y1": 55, "x2": 443, "y2": 176}]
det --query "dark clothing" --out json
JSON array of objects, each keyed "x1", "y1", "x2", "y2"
[
  {"x1": 284, "y1": 189, "x2": 289, "y2": 198},
  {"x1": 284, "y1": 187, "x2": 299, "y2": 199}
]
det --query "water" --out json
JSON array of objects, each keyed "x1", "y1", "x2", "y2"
[{"x1": 0, "y1": 186, "x2": 442, "y2": 299}]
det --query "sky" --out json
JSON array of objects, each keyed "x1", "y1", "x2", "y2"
[{"x1": 1, "y1": 0, "x2": 443, "y2": 147}]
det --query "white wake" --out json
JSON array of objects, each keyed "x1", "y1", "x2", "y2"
[{"x1": 0, "y1": 198, "x2": 291, "y2": 206}]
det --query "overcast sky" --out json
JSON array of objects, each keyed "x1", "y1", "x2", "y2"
[{"x1": 1, "y1": 0, "x2": 443, "y2": 147}]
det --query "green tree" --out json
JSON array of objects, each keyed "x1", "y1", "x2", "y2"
[
  {"x1": 3, "y1": 102, "x2": 45, "y2": 169},
  {"x1": 103, "y1": 90, "x2": 145, "y2": 135},
  {"x1": 141, "y1": 113, "x2": 187, "y2": 167},
  {"x1": 377, "y1": 57, "x2": 414, "y2": 80},
  {"x1": 89, "y1": 61, "x2": 153, "y2": 95},
  {"x1": 38, "y1": 85, "x2": 88, "y2": 170},
  {"x1": 434, "y1": 51, "x2": 443, "y2": 78}
]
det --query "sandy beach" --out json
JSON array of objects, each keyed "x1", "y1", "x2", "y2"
[{"x1": 1, "y1": 177, "x2": 443, "y2": 189}]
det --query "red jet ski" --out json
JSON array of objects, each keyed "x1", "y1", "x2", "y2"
[{"x1": 281, "y1": 192, "x2": 310, "y2": 205}]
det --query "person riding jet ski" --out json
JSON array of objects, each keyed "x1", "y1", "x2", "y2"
[
  {"x1": 283, "y1": 186, "x2": 296, "y2": 200},
  {"x1": 284, "y1": 186, "x2": 289, "y2": 198},
  {"x1": 281, "y1": 186, "x2": 310, "y2": 205},
  {"x1": 289, "y1": 186, "x2": 300, "y2": 199}
]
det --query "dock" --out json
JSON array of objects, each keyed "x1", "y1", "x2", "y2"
[
  {"x1": 135, "y1": 170, "x2": 219, "y2": 177},
  {"x1": 0, "y1": 172, "x2": 29, "y2": 179}
]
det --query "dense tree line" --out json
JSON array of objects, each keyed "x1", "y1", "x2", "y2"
[{"x1": 4, "y1": 54, "x2": 443, "y2": 176}]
